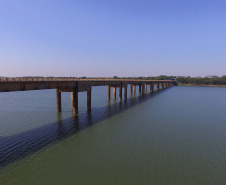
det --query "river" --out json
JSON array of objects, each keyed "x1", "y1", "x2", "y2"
[{"x1": 0, "y1": 86, "x2": 225, "y2": 185}]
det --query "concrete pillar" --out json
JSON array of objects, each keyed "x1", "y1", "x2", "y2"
[
  {"x1": 133, "y1": 85, "x2": 136, "y2": 95},
  {"x1": 124, "y1": 85, "x2": 127, "y2": 100},
  {"x1": 142, "y1": 83, "x2": 145, "y2": 96},
  {"x1": 157, "y1": 83, "x2": 160, "y2": 91},
  {"x1": 108, "y1": 86, "x2": 111, "y2": 100},
  {"x1": 72, "y1": 88, "x2": 78, "y2": 114},
  {"x1": 162, "y1": 82, "x2": 164, "y2": 89},
  {"x1": 119, "y1": 85, "x2": 122, "y2": 102},
  {"x1": 130, "y1": 84, "x2": 133, "y2": 96},
  {"x1": 139, "y1": 83, "x2": 142, "y2": 96},
  {"x1": 150, "y1": 83, "x2": 153, "y2": 93},
  {"x1": 56, "y1": 88, "x2": 62, "y2": 112},
  {"x1": 113, "y1": 87, "x2": 117, "y2": 99},
  {"x1": 144, "y1": 84, "x2": 147, "y2": 92},
  {"x1": 87, "y1": 89, "x2": 91, "y2": 112}
]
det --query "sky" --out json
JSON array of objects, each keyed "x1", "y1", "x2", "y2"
[{"x1": 0, "y1": 0, "x2": 226, "y2": 77}]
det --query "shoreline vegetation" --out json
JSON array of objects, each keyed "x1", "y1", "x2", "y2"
[
  {"x1": 134, "y1": 75, "x2": 226, "y2": 87},
  {"x1": 177, "y1": 84, "x2": 226, "y2": 87}
]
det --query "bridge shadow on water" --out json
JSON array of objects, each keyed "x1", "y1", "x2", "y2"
[{"x1": 0, "y1": 89, "x2": 169, "y2": 168}]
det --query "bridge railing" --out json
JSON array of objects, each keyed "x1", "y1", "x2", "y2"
[{"x1": 0, "y1": 77, "x2": 175, "y2": 82}]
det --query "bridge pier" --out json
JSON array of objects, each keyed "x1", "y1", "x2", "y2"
[
  {"x1": 144, "y1": 84, "x2": 147, "y2": 92},
  {"x1": 119, "y1": 85, "x2": 122, "y2": 102},
  {"x1": 56, "y1": 88, "x2": 62, "y2": 112},
  {"x1": 87, "y1": 88, "x2": 91, "y2": 111},
  {"x1": 142, "y1": 83, "x2": 145, "y2": 96},
  {"x1": 133, "y1": 85, "x2": 136, "y2": 95},
  {"x1": 113, "y1": 87, "x2": 117, "y2": 99},
  {"x1": 124, "y1": 85, "x2": 127, "y2": 100},
  {"x1": 157, "y1": 83, "x2": 160, "y2": 91},
  {"x1": 150, "y1": 83, "x2": 154, "y2": 93},
  {"x1": 130, "y1": 84, "x2": 133, "y2": 96},
  {"x1": 72, "y1": 88, "x2": 78, "y2": 114},
  {"x1": 139, "y1": 83, "x2": 142, "y2": 96},
  {"x1": 108, "y1": 86, "x2": 111, "y2": 100}
]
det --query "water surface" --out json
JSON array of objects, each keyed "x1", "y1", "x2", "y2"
[{"x1": 0, "y1": 86, "x2": 225, "y2": 185}]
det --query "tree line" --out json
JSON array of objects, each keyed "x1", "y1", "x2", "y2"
[
  {"x1": 176, "y1": 76, "x2": 226, "y2": 85},
  {"x1": 119, "y1": 75, "x2": 226, "y2": 85}
]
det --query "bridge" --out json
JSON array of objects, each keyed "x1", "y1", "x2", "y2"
[{"x1": 0, "y1": 78, "x2": 175, "y2": 114}]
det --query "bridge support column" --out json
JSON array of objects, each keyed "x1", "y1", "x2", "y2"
[
  {"x1": 72, "y1": 88, "x2": 78, "y2": 114},
  {"x1": 87, "y1": 88, "x2": 91, "y2": 112},
  {"x1": 157, "y1": 83, "x2": 160, "y2": 91},
  {"x1": 133, "y1": 85, "x2": 136, "y2": 95},
  {"x1": 113, "y1": 87, "x2": 117, "y2": 99},
  {"x1": 142, "y1": 84, "x2": 145, "y2": 96},
  {"x1": 130, "y1": 84, "x2": 133, "y2": 96},
  {"x1": 56, "y1": 88, "x2": 62, "y2": 112},
  {"x1": 150, "y1": 83, "x2": 154, "y2": 93},
  {"x1": 139, "y1": 83, "x2": 142, "y2": 96},
  {"x1": 162, "y1": 83, "x2": 164, "y2": 89},
  {"x1": 144, "y1": 84, "x2": 147, "y2": 92},
  {"x1": 124, "y1": 85, "x2": 127, "y2": 100},
  {"x1": 108, "y1": 86, "x2": 111, "y2": 100},
  {"x1": 119, "y1": 84, "x2": 122, "y2": 102}
]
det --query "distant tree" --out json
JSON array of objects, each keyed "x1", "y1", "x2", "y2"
[{"x1": 113, "y1": 76, "x2": 118, "y2": 79}]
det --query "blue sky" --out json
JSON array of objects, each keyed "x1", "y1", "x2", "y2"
[{"x1": 0, "y1": 0, "x2": 225, "y2": 77}]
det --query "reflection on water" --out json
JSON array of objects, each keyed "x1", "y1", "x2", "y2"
[{"x1": 0, "y1": 87, "x2": 159, "y2": 168}]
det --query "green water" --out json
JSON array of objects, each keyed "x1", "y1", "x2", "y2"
[{"x1": 0, "y1": 86, "x2": 225, "y2": 185}]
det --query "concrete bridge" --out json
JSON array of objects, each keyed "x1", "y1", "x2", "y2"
[{"x1": 0, "y1": 78, "x2": 175, "y2": 114}]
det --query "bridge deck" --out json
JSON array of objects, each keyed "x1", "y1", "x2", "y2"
[{"x1": 0, "y1": 78, "x2": 174, "y2": 92}]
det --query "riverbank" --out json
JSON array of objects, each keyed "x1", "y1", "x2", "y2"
[{"x1": 177, "y1": 83, "x2": 226, "y2": 87}]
